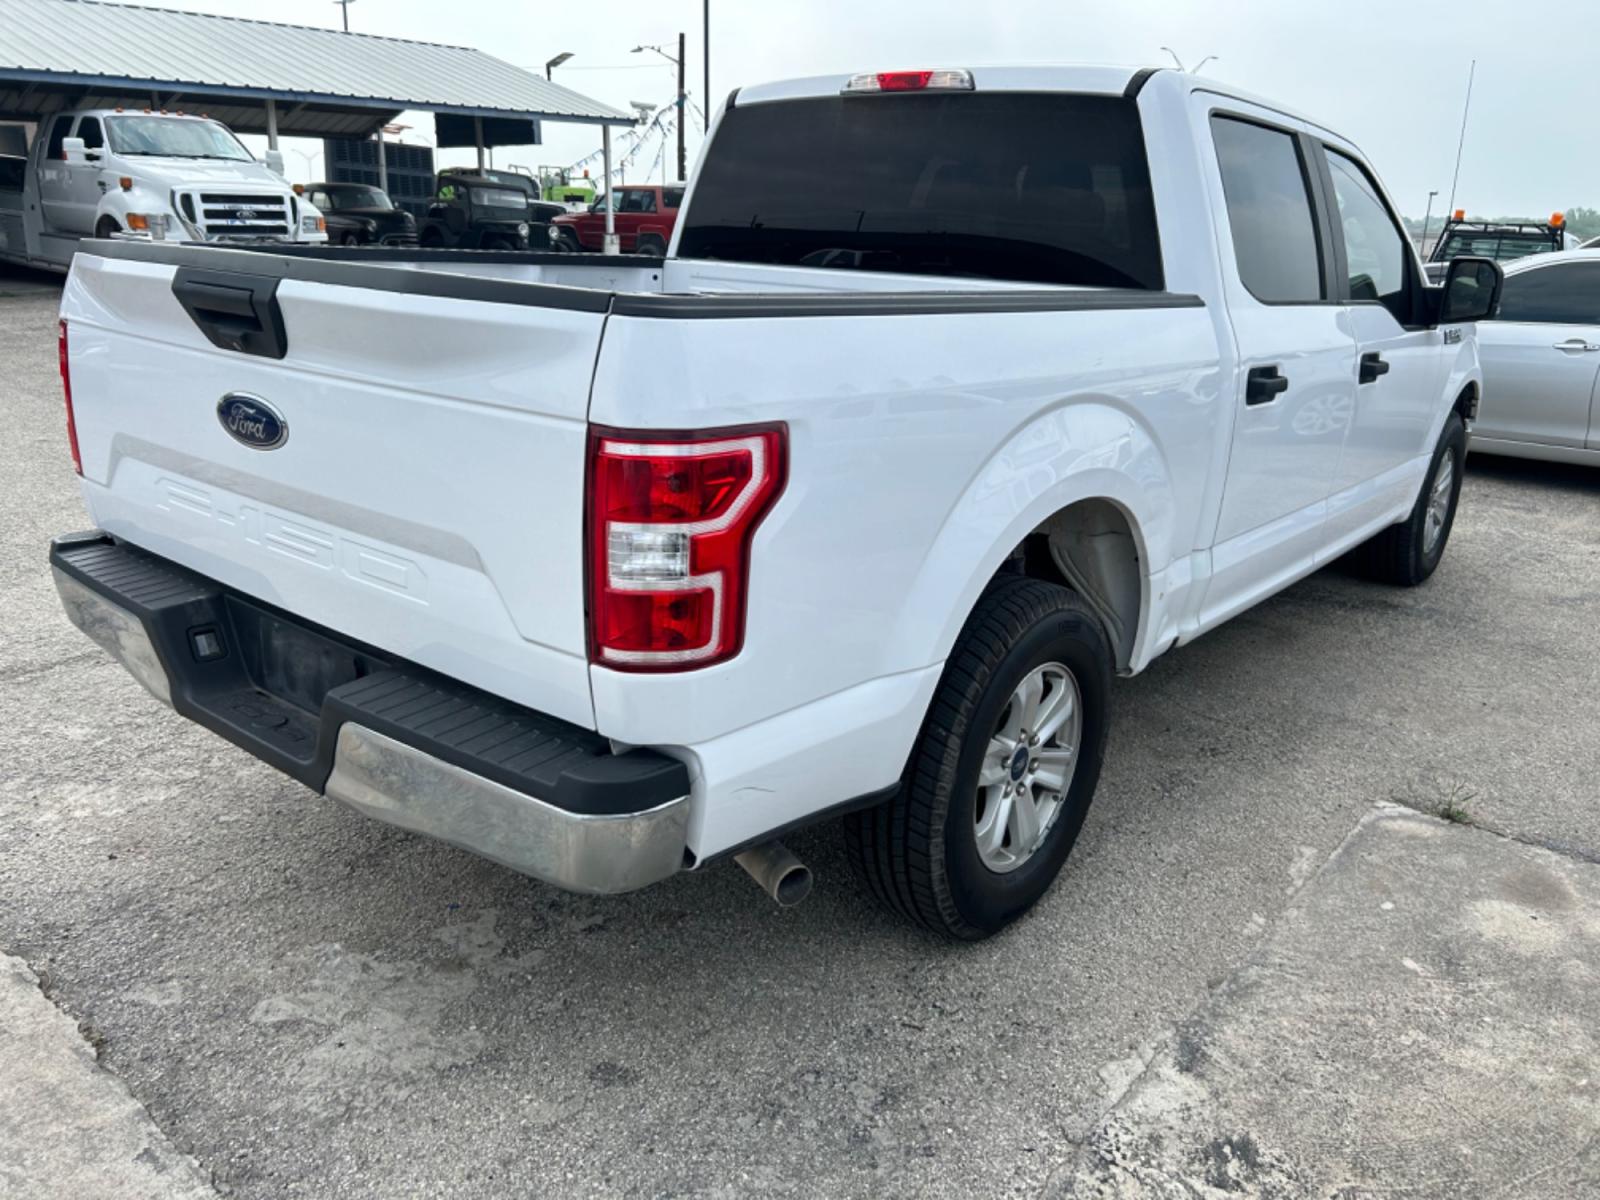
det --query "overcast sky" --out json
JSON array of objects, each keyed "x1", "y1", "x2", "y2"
[{"x1": 119, "y1": 0, "x2": 1597, "y2": 217}]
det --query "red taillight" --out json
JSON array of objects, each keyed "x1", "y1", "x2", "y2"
[
  {"x1": 58, "y1": 319, "x2": 82, "y2": 476},
  {"x1": 587, "y1": 425, "x2": 786, "y2": 671}
]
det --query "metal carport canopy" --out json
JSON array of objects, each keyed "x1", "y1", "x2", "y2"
[{"x1": 0, "y1": 0, "x2": 635, "y2": 140}]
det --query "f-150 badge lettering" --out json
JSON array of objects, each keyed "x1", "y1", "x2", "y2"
[{"x1": 217, "y1": 393, "x2": 288, "y2": 450}]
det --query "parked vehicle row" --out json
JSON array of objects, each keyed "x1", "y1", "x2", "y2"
[
  {"x1": 0, "y1": 109, "x2": 326, "y2": 271},
  {"x1": 49, "y1": 65, "x2": 1504, "y2": 940}
]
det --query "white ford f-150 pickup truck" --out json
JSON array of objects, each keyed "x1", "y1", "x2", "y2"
[{"x1": 50, "y1": 66, "x2": 1504, "y2": 939}]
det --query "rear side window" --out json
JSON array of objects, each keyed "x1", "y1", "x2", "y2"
[
  {"x1": 1494, "y1": 264, "x2": 1600, "y2": 324},
  {"x1": 1211, "y1": 116, "x2": 1324, "y2": 303},
  {"x1": 663, "y1": 187, "x2": 685, "y2": 209},
  {"x1": 620, "y1": 189, "x2": 657, "y2": 214},
  {"x1": 677, "y1": 93, "x2": 1164, "y2": 289}
]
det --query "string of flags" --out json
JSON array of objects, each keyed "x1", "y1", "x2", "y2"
[{"x1": 563, "y1": 97, "x2": 682, "y2": 182}]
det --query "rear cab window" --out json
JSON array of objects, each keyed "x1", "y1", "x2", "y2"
[{"x1": 677, "y1": 91, "x2": 1163, "y2": 289}]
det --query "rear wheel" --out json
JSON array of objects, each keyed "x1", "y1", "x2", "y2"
[
  {"x1": 1347, "y1": 412, "x2": 1466, "y2": 586},
  {"x1": 635, "y1": 234, "x2": 667, "y2": 257},
  {"x1": 843, "y1": 576, "x2": 1111, "y2": 940}
]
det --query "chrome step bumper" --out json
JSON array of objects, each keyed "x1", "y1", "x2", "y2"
[{"x1": 51, "y1": 532, "x2": 690, "y2": 895}]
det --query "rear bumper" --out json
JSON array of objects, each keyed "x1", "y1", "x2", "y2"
[{"x1": 50, "y1": 532, "x2": 691, "y2": 894}]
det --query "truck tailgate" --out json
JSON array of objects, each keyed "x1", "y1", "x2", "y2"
[{"x1": 61, "y1": 248, "x2": 607, "y2": 728}]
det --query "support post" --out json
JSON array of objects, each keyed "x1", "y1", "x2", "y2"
[
  {"x1": 601, "y1": 124, "x2": 618, "y2": 255},
  {"x1": 677, "y1": 30, "x2": 687, "y2": 183},
  {"x1": 703, "y1": 0, "x2": 710, "y2": 133},
  {"x1": 265, "y1": 98, "x2": 279, "y2": 149},
  {"x1": 474, "y1": 116, "x2": 485, "y2": 171},
  {"x1": 375, "y1": 129, "x2": 388, "y2": 192}
]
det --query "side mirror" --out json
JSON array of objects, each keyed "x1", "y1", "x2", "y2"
[
  {"x1": 61, "y1": 136, "x2": 87, "y2": 164},
  {"x1": 1438, "y1": 256, "x2": 1504, "y2": 324},
  {"x1": 264, "y1": 149, "x2": 286, "y2": 176}
]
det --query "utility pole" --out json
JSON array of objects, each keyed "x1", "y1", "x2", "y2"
[
  {"x1": 633, "y1": 40, "x2": 689, "y2": 182},
  {"x1": 677, "y1": 31, "x2": 686, "y2": 183},
  {"x1": 332, "y1": 0, "x2": 354, "y2": 32}
]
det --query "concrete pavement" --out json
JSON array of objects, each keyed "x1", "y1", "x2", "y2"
[
  {"x1": 1055, "y1": 806, "x2": 1600, "y2": 1197},
  {"x1": 0, "y1": 951, "x2": 215, "y2": 1199}
]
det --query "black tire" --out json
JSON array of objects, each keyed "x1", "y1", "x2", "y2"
[
  {"x1": 340, "y1": 232, "x2": 361, "y2": 246},
  {"x1": 635, "y1": 235, "x2": 667, "y2": 257},
  {"x1": 419, "y1": 229, "x2": 445, "y2": 248},
  {"x1": 1346, "y1": 412, "x2": 1466, "y2": 586},
  {"x1": 843, "y1": 576, "x2": 1112, "y2": 940},
  {"x1": 555, "y1": 229, "x2": 582, "y2": 254},
  {"x1": 94, "y1": 217, "x2": 120, "y2": 239}
]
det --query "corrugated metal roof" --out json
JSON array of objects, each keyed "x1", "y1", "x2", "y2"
[{"x1": 0, "y1": 0, "x2": 634, "y2": 125}]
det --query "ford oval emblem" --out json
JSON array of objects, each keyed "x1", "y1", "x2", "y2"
[{"x1": 216, "y1": 393, "x2": 288, "y2": 450}]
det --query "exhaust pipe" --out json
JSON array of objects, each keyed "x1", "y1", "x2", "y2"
[{"x1": 734, "y1": 841, "x2": 812, "y2": 907}]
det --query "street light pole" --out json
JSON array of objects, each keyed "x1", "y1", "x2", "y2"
[
  {"x1": 546, "y1": 51, "x2": 573, "y2": 81},
  {"x1": 1419, "y1": 189, "x2": 1439, "y2": 257}
]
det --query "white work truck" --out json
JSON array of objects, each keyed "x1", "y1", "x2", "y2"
[
  {"x1": 0, "y1": 108, "x2": 326, "y2": 271},
  {"x1": 49, "y1": 66, "x2": 1504, "y2": 939}
]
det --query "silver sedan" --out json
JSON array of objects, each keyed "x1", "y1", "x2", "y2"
[{"x1": 1470, "y1": 251, "x2": 1600, "y2": 465}]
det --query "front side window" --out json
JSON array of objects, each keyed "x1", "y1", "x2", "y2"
[
  {"x1": 1322, "y1": 147, "x2": 1409, "y2": 319},
  {"x1": 46, "y1": 116, "x2": 68, "y2": 161},
  {"x1": 106, "y1": 116, "x2": 252, "y2": 162},
  {"x1": 1494, "y1": 264, "x2": 1600, "y2": 324},
  {"x1": 678, "y1": 92, "x2": 1164, "y2": 289},
  {"x1": 1211, "y1": 116, "x2": 1324, "y2": 303}
]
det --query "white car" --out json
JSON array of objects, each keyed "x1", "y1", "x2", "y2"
[
  {"x1": 1470, "y1": 251, "x2": 1600, "y2": 464},
  {"x1": 50, "y1": 65, "x2": 1500, "y2": 940}
]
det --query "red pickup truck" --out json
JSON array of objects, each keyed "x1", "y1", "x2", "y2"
[{"x1": 548, "y1": 184, "x2": 684, "y2": 254}]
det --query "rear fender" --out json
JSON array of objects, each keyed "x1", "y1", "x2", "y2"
[{"x1": 885, "y1": 399, "x2": 1172, "y2": 674}]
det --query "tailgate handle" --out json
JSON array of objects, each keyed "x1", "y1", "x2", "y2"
[{"x1": 171, "y1": 268, "x2": 288, "y2": 360}]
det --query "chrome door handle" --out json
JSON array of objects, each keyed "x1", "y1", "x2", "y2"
[{"x1": 1554, "y1": 339, "x2": 1600, "y2": 352}]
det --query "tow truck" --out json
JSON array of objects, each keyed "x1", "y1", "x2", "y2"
[{"x1": 1425, "y1": 210, "x2": 1574, "y2": 281}]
